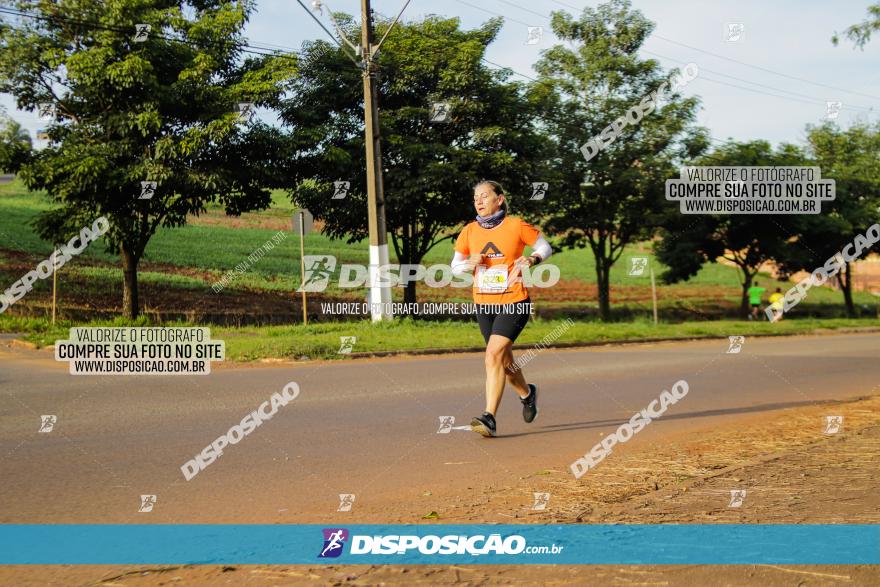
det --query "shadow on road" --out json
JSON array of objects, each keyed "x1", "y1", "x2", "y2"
[{"x1": 499, "y1": 398, "x2": 829, "y2": 438}]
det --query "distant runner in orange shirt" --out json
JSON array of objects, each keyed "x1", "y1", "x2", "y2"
[{"x1": 450, "y1": 180, "x2": 553, "y2": 437}]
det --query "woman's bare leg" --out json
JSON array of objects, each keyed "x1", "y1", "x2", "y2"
[
  {"x1": 484, "y1": 334, "x2": 513, "y2": 414},
  {"x1": 504, "y1": 347, "x2": 530, "y2": 398},
  {"x1": 484, "y1": 335, "x2": 532, "y2": 415}
]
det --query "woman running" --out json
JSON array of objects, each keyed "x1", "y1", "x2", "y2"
[{"x1": 450, "y1": 180, "x2": 553, "y2": 437}]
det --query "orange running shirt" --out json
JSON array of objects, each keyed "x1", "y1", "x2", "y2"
[{"x1": 454, "y1": 216, "x2": 540, "y2": 304}]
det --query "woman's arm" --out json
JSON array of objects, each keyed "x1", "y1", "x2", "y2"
[
  {"x1": 511, "y1": 234, "x2": 552, "y2": 283},
  {"x1": 529, "y1": 235, "x2": 552, "y2": 264},
  {"x1": 451, "y1": 251, "x2": 483, "y2": 275},
  {"x1": 451, "y1": 251, "x2": 469, "y2": 274}
]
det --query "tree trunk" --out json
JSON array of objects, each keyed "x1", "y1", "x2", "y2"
[
  {"x1": 739, "y1": 269, "x2": 754, "y2": 318},
  {"x1": 841, "y1": 262, "x2": 856, "y2": 318},
  {"x1": 596, "y1": 261, "x2": 611, "y2": 321},
  {"x1": 401, "y1": 221, "x2": 418, "y2": 307},
  {"x1": 120, "y1": 242, "x2": 141, "y2": 320},
  {"x1": 403, "y1": 279, "x2": 417, "y2": 306}
]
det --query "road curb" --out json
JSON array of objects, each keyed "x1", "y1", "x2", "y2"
[
  {"x1": 3, "y1": 326, "x2": 879, "y2": 363},
  {"x1": 339, "y1": 326, "x2": 880, "y2": 360}
]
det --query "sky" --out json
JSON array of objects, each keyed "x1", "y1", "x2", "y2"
[{"x1": 3, "y1": 0, "x2": 879, "y2": 148}]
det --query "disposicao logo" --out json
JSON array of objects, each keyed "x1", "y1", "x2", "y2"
[
  {"x1": 319, "y1": 528, "x2": 349, "y2": 558},
  {"x1": 318, "y1": 531, "x2": 529, "y2": 557}
]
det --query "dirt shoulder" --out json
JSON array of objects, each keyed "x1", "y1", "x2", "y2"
[
  {"x1": 2, "y1": 394, "x2": 879, "y2": 586},
  {"x1": 526, "y1": 393, "x2": 880, "y2": 526}
]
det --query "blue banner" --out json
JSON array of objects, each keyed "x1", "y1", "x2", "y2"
[{"x1": 1, "y1": 524, "x2": 877, "y2": 565}]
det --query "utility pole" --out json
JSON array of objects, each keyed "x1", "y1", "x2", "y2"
[
  {"x1": 361, "y1": 0, "x2": 393, "y2": 322},
  {"x1": 51, "y1": 249, "x2": 57, "y2": 325},
  {"x1": 299, "y1": 0, "x2": 407, "y2": 322},
  {"x1": 650, "y1": 266, "x2": 658, "y2": 325}
]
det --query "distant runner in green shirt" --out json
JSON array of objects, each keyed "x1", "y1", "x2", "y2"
[{"x1": 747, "y1": 280, "x2": 765, "y2": 320}]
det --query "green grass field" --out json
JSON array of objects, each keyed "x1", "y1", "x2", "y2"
[
  {"x1": 1, "y1": 177, "x2": 877, "y2": 312},
  {"x1": 2, "y1": 314, "x2": 876, "y2": 361},
  {"x1": 0, "y1": 178, "x2": 743, "y2": 285},
  {"x1": 2, "y1": 177, "x2": 877, "y2": 357}
]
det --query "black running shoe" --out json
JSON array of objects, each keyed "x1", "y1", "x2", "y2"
[
  {"x1": 470, "y1": 412, "x2": 497, "y2": 437},
  {"x1": 521, "y1": 383, "x2": 538, "y2": 423}
]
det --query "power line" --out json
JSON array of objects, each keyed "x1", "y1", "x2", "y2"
[
  {"x1": 0, "y1": 4, "x2": 427, "y2": 102},
  {"x1": 373, "y1": 0, "x2": 413, "y2": 56},
  {"x1": 465, "y1": 0, "x2": 880, "y2": 104},
  {"x1": 693, "y1": 74, "x2": 843, "y2": 109},
  {"x1": 640, "y1": 49, "x2": 874, "y2": 113},
  {"x1": 292, "y1": 0, "x2": 361, "y2": 67},
  {"x1": 239, "y1": 39, "x2": 304, "y2": 53},
  {"x1": 516, "y1": 0, "x2": 880, "y2": 100},
  {"x1": 488, "y1": 48, "x2": 856, "y2": 115},
  {"x1": 16, "y1": 0, "x2": 850, "y2": 121},
  {"x1": 494, "y1": 0, "x2": 547, "y2": 20},
  {"x1": 454, "y1": 0, "x2": 531, "y2": 28},
  {"x1": 0, "y1": 6, "x2": 297, "y2": 60},
  {"x1": 648, "y1": 34, "x2": 880, "y2": 103},
  {"x1": 376, "y1": 9, "x2": 826, "y2": 156},
  {"x1": 6, "y1": 2, "x2": 849, "y2": 155}
]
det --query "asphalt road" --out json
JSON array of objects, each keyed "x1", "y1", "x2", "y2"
[{"x1": 1, "y1": 332, "x2": 878, "y2": 524}]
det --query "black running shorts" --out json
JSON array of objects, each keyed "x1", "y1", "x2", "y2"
[{"x1": 475, "y1": 298, "x2": 532, "y2": 344}]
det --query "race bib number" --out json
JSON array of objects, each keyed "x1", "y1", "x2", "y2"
[{"x1": 476, "y1": 265, "x2": 508, "y2": 293}]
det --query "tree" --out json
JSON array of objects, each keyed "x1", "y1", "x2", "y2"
[
  {"x1": 0, "y1": 0, "x2": 295, "y2": 318},
  {"x1": 0, "y1": 111, "x2": 32, "y2": 169},
  {"x1": 833, "y1": 2, "x2": 880, "y2": 48},
  {"x1": 655, "y1": 140, "x2": 807, "y2": 317},
  {"x1": 774, "y1": 122, "x2": 880, "y2": 317},
  {"x1": 280, "y1": 14, "x2": 551, "y2": 305},
  {"x1": 531, "y1": 0, "x2": 706, "y2": 321}
]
